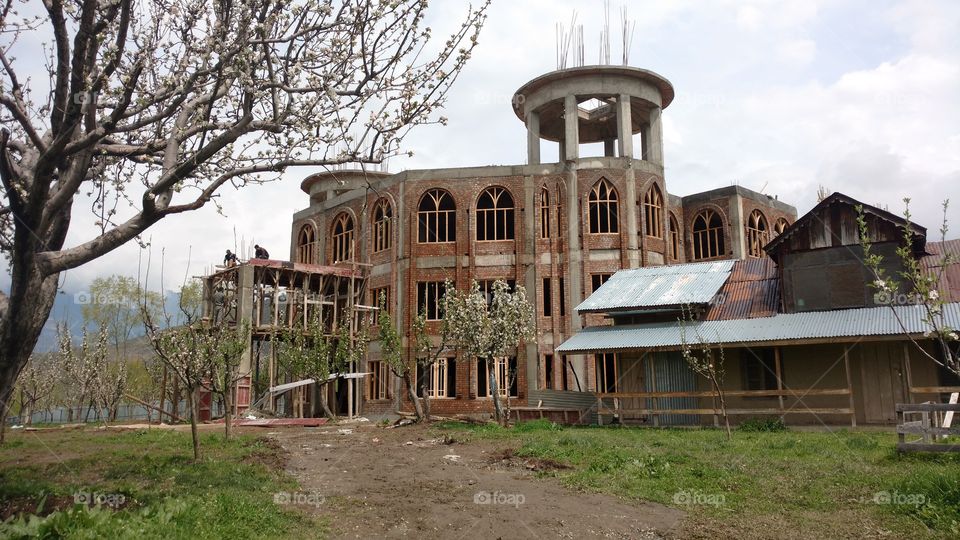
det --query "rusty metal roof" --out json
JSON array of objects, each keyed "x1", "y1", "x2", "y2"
[
  {"x1": 575, "y1": 260, "x2": 735, "y2": 314},
  {"x1": 704, "y1": 258, "x2": 780, "y2": 320},
  {"x1": 557, "y1": 302, "x2": 960, "y2": 353},
  {"x1": 921, "y1": 239, "x2": 960, "y2": 302}
]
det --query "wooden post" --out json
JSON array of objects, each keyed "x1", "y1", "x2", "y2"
[
  {"x1": 774, "y1": 347, "x2": 785, "y2": 422},
  {"x1": 158, "y1": 367, "x2": 168, "y2": 425},
  {"x1": 844, "y1": 347, "x2": 857, "y2": 427},
  {"x1": 650, "y1": 354, "x2": 659, "y2": 427},
  {"x1": 902, "y1": 342, "x2": 914, "y2": 404}
]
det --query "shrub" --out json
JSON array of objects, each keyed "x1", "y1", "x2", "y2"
[{"x1": 737, "y1": 417, "x2": 787, "y2": 432}]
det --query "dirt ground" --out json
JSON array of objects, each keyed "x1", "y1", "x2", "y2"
[{"x1": 270, "y1": 422, "x2": 684, "y2": 539}]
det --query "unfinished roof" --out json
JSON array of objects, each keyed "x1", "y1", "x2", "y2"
[
  {"x1": 575, "y1": 260, "x2": 735, "y2": 314},
  {"x1": 703, "y1": 258, "x2": 780, "y2": 320},
  {"x1": 557, "y1": 302, "x2": 960, "y2": 353}
]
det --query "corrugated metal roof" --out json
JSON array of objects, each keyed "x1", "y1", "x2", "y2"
[
  {"x1": 704, "y1": 258, "x2": 780, "y2": 320},
  {"x1": 921, "y1": 239, "x2": 960, "y2": 302},
  {"x1": 575, "y1": 260, "x2": 735, "y2": 313},
  {"x1": 557, "y1": 302, "x2": 960, "y2": 353}
]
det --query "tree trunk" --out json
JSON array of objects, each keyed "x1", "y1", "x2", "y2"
[
  {"x1": 223, "y1": 377, "x2": 233, "y2": 440},
  {"x1": 401, "y1": 370, "x2": 424, "y2": 420},
  {"x1": 0, "y1": 396, "x2": 8, "y2": 444},
  {"x1": 417, "y1": 365, "x2": 431, "y2": 420},
  {"x1": 488, "y1": 357, "x2": 504, "y2": 423},
  {"x1": 185, "y1": 387, "x2": 201, "y2": 461},
  {"x1": 711, "y1": 378, "x2": 731, "y2": 439},
  {"x1": 316, "y1": 383, "x2": 335, "y2": 419}
]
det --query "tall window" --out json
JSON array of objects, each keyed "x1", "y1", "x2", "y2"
[
  {"x1": 368, "y1": 360, "x2": 388, "y2": 400},
  {"x1": 477, "y1": 279, "x2": 516, "y2": 307},
  {"x1": 418, "y1": 189, "x2": 456, "y2": 243},
  {"x1": 297, "y1": 224, "x2": 316, "y2": 264},
  {"x1": 542, "y1": 278, "x2": 552, "y2": 317},
  {"x1": 558, "y1": 277, "x2": 566, "y2": 316},
  {"x1": 668, "y1": 214, "x2": 680, "y2": 261},
  {"x1": 477, "y1": 357, "x2": 519, "y2": 398},
  {"x1": 418, "y1": 358, "x2": 455, "y2": 398},
  {"x1": 372, "y1": 199, "x2": 392, "y2": 253},
  {"x1": 595, "y1": 353, "x2": 618, "y2": 393},
  {"x1": 544, "y1": 354, "x2": 554, "y2": 390},
  {"x1": 331, "y1": 213, "x2": 354, "y2": 263},
  {"x1": 774, "y1": 218, "x2": 789, "y2": 236},
  {"x1": 369, "y1": 287, "x2": 389, "y2": 326},
  {"x1": 539, "y1": 187, "x2": 551, "y2": 238},
  {"x1": 416, "y1": 281, "x2": 446, "y2": 321},
  {"x1": 746, "y1": 209, "x2": 769, "y2": 258},
  {"x1": 591, "y1": 273, "x2": 612, "y2": 292},
  {"x1": 588, "y1": 178, "x2": 619, "y2": 234},
  {"x1": 644, "y1": 184, "x2": 663, "y2": 238},
  {"x1": 692, "y1": 209, "x2": 725, "y2": 260},
  {"x1": 476, "y1": 186, "x2": 515, "y2": 241}
]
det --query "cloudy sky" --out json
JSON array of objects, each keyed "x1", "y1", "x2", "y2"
[{"x1": 6, "y1": 0, "x2": 960, "y2": 335}]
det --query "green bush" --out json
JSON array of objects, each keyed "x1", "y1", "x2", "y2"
[{"x1": 737, "y1": 417, "x2": 787, "y2": 432}]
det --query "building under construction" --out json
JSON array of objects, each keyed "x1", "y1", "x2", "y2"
[{"x1": 200, "y1": 258, "x2": 369, "y2": 419}]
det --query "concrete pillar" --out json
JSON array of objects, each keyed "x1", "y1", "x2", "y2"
[
  {"x1": 526, "y1": 110, "x2": 541, "y2": 165},
  {"x1": 563, "y1": 94, "x2": 579, "y2": 161},
  {"x1": 565, "y1": 165, "x2": 586, "y2": 388},
  {"x1": 624, "y1": 168, "x2": 640, "y2": 268},
  {"x1": 522, "y1": 174, "x2": 539, "y2": 397},
  {"x1": 236, "y1": 265, "x2": 256, "y2": 373},
  {"x1": 644, "y1": 106, "x2": 663, "y2": 165},
  {"x1": 728, "y1": 193, "x2": 746, "y2": 259},
  {"x1": 616, "y1": 94, "x2": 634, "y2": 159},
  {"x1": 603, "y1": 139, "x2": 616, "y2": 157}
]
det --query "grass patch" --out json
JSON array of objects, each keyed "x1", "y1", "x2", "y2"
[
  {"x1": 438, "y1": 421, "x2": 960, "y2": 539},
  {"x1": 0, "y1": 429, "x2": 323, "y2": 539}
]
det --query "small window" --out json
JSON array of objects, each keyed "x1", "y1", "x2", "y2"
[
  {"x1": 668, "y1": 214, "x2": 680, "y2": 261},
  {"x1": 477, "y1": 357, "x2": 519, "y2": 398},
  {"x1": 774, "y1": 218, "x2": 789, "y2": 236},
  {"x1": 297, "y1": 224, "x2": 317, "y2": 264},
  {"x1": 372, "y1": 199, "x2": 393, "y2": 253},
  {"x1": 743, "y1": 348, "x2": 779, "y2": 391},
  {"x1": 644, "y1": 185, "x2": 663, "y2": 238},
  {"x1": 476, "y1": 187, "x2": 515, "y2": 241},
  {"x1": 542, "y1": 278, "x2": 552, "y2": 317},
  {"x1": 544, "y1": 354, "x2": 554, "y2": 390},
  {"x1": 416, "y1": 281, "x2": 446, "y2": 321},
  {"x1": 370, "y1": 287, "x2": 389, "y2": 325},
  {"x1": 746, "y1": 210, "x2": 769, "y2": 258},
  {"x1": 539, "y1": 187, "x2": 551, "y2": 239},
  {"x1": 477, "y1": 279, "x2": 516, "y2": 308},
  {"x1": 331, "y1": 213, "x2": 354, "y2": 263},
  {"x1": 418, "y1": 189, "x2": 456, "y2": 243},
  {"x1": 368, "y1": 360, "x2": 389, "y2": 400},
  {"x1": 418, "y1": 358, "x2": 456, "y2": 398},
  {"x1": 561, "y1": 357, "x2": 570, "y2": 390},
  {"x1": 591, "y1": 273, "x2": 612, "y2": 292},
  {"x1": 588, "y1": 178, "x2": 619, "y2": 234},
  {"x1": 692, "y1": 209, "x2": 725, "y2": 260},
  {"x1": 595, "y1": 353, "x2": 618, "y2": 393},
  {"x1": 558, "y1": 277, "x2": 566, "y2": 316}
]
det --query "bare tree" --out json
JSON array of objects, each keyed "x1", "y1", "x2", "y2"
[
  {"x1": 678, "y1": 304, "x2": 731, "y2": 439},
  {"x1": 15, "y1": 353, "x2": 58, "y2": 426},
  {"x1": 200, "y1": 323, "x2": 248, "y2": 439},
  {"x1": 276, "y1": 316, "x2": 335, "y2": 418},
  {"x1": 376, "y1": 293, "x2": 423, "y2": 420},
  {"x1": 0, "y1": 0, "x2": 489, "y2": 420},
  {"x1": 857, "y1": 199, "x2": 959, "y2": 377}
]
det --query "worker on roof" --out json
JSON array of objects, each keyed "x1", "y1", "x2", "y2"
[{"x1": 254, "y1": 244, "x2": 269, "y2": 259}]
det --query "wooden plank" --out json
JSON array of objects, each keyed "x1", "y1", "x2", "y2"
[
  {"x1": 896, "y1": 403, "x2": 960, "y2": 412},
  {"x1": 897, "y1": 442, "x2": 960, "y2": 453},
  {"x1": 595, "y1": 407, "x2": 854, "y2": 416},
  {"x1": 897, "y1": 424, "x2": 960, "y2": 436},
  {"x1": 774, "y1": 347, "x2": 785, "y2": 422},
  {"x1": 844, "y1": 347, "x2": 856, "y2": 427},
  {"x1": 595, "y1": 388, "x2": 851, "y2": 399},
  {"x1": 909, "y1": 386, "x2": 960, "y2": 394}
]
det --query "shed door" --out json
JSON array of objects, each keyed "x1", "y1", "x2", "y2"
[
  {"x1": 646, "y1": 352, "x2": 698, "y2": 425},
  {"x1": 860, "y1": 343, "x2": 906, "y2": 423}
]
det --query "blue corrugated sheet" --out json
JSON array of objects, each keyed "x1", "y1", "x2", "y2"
[
  {"x1": 557, "y1": 302, "x2": 960, "y2": 353},
  {"x1": 576, "y1": 260, "x2": 735, "y2": 313}
]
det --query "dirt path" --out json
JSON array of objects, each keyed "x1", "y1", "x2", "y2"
[{"x1": 270, "y1": 422, "x2": 683, "y2": 539}]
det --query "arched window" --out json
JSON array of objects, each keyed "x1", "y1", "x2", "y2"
[
  {"x1": 297, "y1": 223, "x2": 316, "y2": 264},
  {"x1": 692, "y1": 209, "x2": 725, "y2": 260},
  {"x1": 417, "y1": 189, "x2": 456, "y2": 243},
  {"x1": 331, "y1": 213, "x2": 354, "y2": 263},
  {"x1": 668, "y1": 214, "x2": 680, "y2": 261},
  {"x1": 644, "y1": 184, "x2": 663, "y2": 238},
  {"x1": 774, "y1": 217, "x2": 789, "y2": 236},
  {"x1": 588, "y1": 178, "x2": 619, "y2": 234},
  {"x1": 476, "y1": 187, "x2": 515, "y2": 241},
  {"x1": 372, "y1": 199, "x2": 392, "y2": 253},
  {"x1": 539, "y1": 187, "x2": 551, "y2": 239},
  {"x1": 746, "y1": 209, "x2": 769, "y2": 258}
]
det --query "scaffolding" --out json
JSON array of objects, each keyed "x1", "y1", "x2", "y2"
[{"x1": 201, "y1": 258, "x2": 371, "y2": 418}]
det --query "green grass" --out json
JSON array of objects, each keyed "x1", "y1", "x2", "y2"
[
  {"x1": 438, "y1": 419, "x2": 960, "y2": 538},
  {"x1": 0, "y1": 429, "x2": 325, "y2": 539}
]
